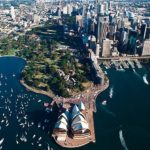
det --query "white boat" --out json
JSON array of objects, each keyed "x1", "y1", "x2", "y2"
[
  {"x1": 16, "y1": 140, "x2": 19, "y2": 144},
  {"x1": 104, "y1": 71, "x2": 107, "y2": 75},
  {"x1": 20, "y1": 134, "x2": 27, "y2": 142},
  {"x1": 11, "y1": 88, "x2": 13, "y2": 93},
  {"x1": 38, "y1": 137, "x2": 42, "y2": 141},
  {"x1": 47, "y1": 143, "x2": 51, "y2": 150},
  {"x1": 0, "y1": 74, "x2": 3, "y2": 78},
  {"x1": 32, "y1": 134, "x2": 36, "y2": 139},
  {"x1": 1, "y1": 120, "x2": 4, "y2": 123},
  {"x1": 102, "y1": 100, "x2": 107, "y2": 106},
  {"x1": 38, "y1": 100, "x2": 42, "y2": 103},
  {"x1": 6, "y1": 123, "x2": 9, "y2": 127},
  {"x1": 0, "y1": 138, "x2": 4, "y2": 145},
  {"x1": 38, "y1": 122, "x2": 41, "y2": 128},
  {"x1": 143, "y1": 74, "x2": 149, "y2": 85}
]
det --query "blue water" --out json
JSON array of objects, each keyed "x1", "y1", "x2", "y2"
[{"x1": 0, "y1": 57, "x2": 150, "y2": 150}]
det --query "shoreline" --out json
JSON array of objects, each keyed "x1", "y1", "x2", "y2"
[
  {"x1": 3, "y1": 55, "x2": 109, "y2": 148},
  {"x1": 0, "y1": 55, "x2": 27, "y2": 61},
  {"x1": 20, "y1": 76, "x2": 109, "y2": 148},
  {"x1": 20, "y1": 79, "x2": 55, "y2": 100}
]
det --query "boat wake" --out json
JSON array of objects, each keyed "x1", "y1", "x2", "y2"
[
  {"x1": 109, "y1": 87, "x2": 114, "y2": 99},
  {"x1": 133, "y1": 70, "x2": 149, "y2": 85},
  {"x1": 119, "y1": 129, "x2": 129, "y2": 150},
  {"x1": 133, "y1": 69, "x2": 141, "y2": 79},
  {"x1": 143, "y1": 74, "x2": 149, "y2": 85}
]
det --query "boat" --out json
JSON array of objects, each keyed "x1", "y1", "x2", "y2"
[
  {"x1": 104, "y1": 71, "x2": 107, "y2": 75},
  {"x1": 47, "y1": 143, "x2": 51, "y2": 150},
  {"x1": 38, "y1": 137, "x2": 42, "y2": 141},
  {"x1": 0, "y1": 73, "x2": 3, "y2": 78},
  {"x1": 16, "y1": 140, "x2": 19, "y2": 144},
  {"x1": 38, "y1": 100, "x2": 42, "y2": 103},
  {"x1": 0, "y1": 138, "x2": 4, "y2": 145},
  {"x1": 102, "y1": 100, "x2": 107, "y2": 106},
  {"x1": 32, "y1": 134, "x2": 36, "y2": 139},
  {"x1": 11, "y1": 88, "x2": 13, "y2": 93},
  {"x1": 20, "y1": 134, "x2": 27, "y2": 142},
  {"x1": 38, "y1": 122, "x2": 41, "y2": 128},
  {"x1": 143, "y1": 74, "x2": 149, "y2": 85},
  {"x1": 6, "y1": 123, "x2": 9, "y2": 127}
]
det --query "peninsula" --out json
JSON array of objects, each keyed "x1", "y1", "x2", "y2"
[
  {"x1": 0, "y1": 7, "x2": 109, "y2": 148},
  {"x1": 17, "y1": 21, "x2": 109, "y2": 147}
]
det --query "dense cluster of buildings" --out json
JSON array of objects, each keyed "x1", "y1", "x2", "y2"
[
  {"x1": 75, "y1": 0, "x2": 150, "y2": 57},
  {"x1": 1, "y1": 0, "x2": 149, "y2": 57},
  {"x1": 0, "y1": 0, "x2": 50, "y2": 39},
  {"x1": 45, "y1": 0, "x2": 150, "y2": 58}
]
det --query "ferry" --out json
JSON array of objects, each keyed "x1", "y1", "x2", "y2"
[
  {"x1": 143, "y1": 74, "x2": 149, "y2": 85},
  {"x1": 102, "y1": 100, "x2": 107, "y2": 106},
  {"x1": 0, "y1": 73, "x2": 3, "y2": 78},
  {"x1": 0, "y1": 138, "x2": 4, "y2": 145},
  {"x1": 12, "y1": 73, "x2": 16, "y2": 77}
]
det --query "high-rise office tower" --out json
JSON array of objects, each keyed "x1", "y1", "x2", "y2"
[
  {"x1": 128, "y1": 29, "x2": 138, "y2": 55},
  {"x1": 76, "y1": 15, "x2": 83, "y2": 28},
  {"x1": 109, "y1": 22, "x2": 117, "y2": 39},
  {"x1": 101, "y1": 39, "x2": 112, "y2": 57},
  {"x1": 141, "y1": 23, "x2": 147, "y2": 41},
  {"x1": 97, "y1": 16, "x2": 109, "y2": 45},
  {"x1": 117, "y1": 28, "x2": 129, "y2": 53},
  {"x1": 142, "y1": 40, "x2": 150, "y2": 56}
]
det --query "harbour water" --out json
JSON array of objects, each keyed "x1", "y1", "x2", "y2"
[{"x1": 0, "y1": 57, "x2": 150, "y2": 150}]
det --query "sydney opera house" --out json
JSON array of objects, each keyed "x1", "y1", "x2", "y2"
[{"x1": 52, "y1": 101, "x2": 91, "y2": 144}]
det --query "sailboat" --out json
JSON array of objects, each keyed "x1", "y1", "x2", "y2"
[{"x1": 0, "y1": 138, "x2": 4, "y2": 145}]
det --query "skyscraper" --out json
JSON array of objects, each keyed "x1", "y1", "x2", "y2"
[
  {"x1": 117, "y1": 28, "x2": 129, "y2": 53},
  {"x1": 140, "y1": 23, "x2": 147, "y2": 41},
  {"x1": 142, "y1": 40, "x2": 150, "y2": 56},
  {"x1": 101, "y1": 39, "x2": 112, "y2": 57},
  {"x1": 127, "y1": 30, "x2": 138, "y2": 55},
  {"x1": 97, "y1": 16, "x2": 109, "y2": 45}
]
